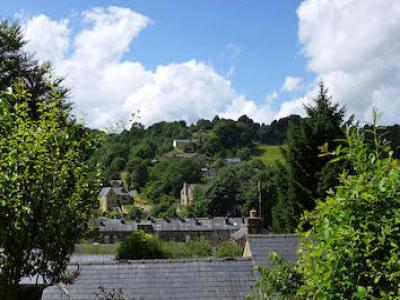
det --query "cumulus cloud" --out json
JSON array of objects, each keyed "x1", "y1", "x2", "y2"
[
  {"x1": 278, "y1": 0, "x2": 400, "y2": 123},
  {"x1": 282, "y1": 76, "x2": 302, "y2": 92},
  {"x1": 22, "y1": 6, "x2": 271, "y2": 128},
  {"x1": 23, "y1": 15, "x2": 70, "y2": 64}
]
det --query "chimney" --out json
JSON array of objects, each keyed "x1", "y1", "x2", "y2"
[{"x1": 246, "y1": 209, "x2": 263, "y2": 234}]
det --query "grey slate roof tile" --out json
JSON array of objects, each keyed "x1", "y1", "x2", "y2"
[
  {"x1": 247, "y1": 234, "x2": 299, "y2": 267},
  {"x1": 42, "y1": 258, "x2": 256, "y2": 300}
]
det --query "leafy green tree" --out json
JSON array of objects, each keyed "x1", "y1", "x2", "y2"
[
  {"x1": 272, "y1": 83, "x2": 348, "y2": 233},
  {"x1": 215, "y1": 241, "x2": 242, "y2": 258},
  {"x1": 0, "y1": 83, "x2": 100, "y2": 299},
  {"x1": 117, "y1": 231, "x2": 166, "y2": 260},
  {"x1": 148, "y1": 195, "x2": 178, "y2": 219},
  {"x1": 253, "y1": 116, "x2": 400, "y2": 299},
  {"x1": 186, "y1": 186, "x2": 208, "y2": 217},
  {"x1": 0, "y1": 20, "x2": 69, "y2": 119},
  {"x1": 297, "y1": 118, "x2": 400, "y2": 299},
  {"x1": 207, "y1": 167, "x2": 241, "y2": 216},
  {"x1": 144, "y1": 157, "x2": 201, "y2": 201},
  {"x1": 247, "y1": 253, "x2": 301, "y2": 300}
]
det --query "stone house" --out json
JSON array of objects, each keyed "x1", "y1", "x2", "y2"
[
  {"x1": 172, "y1": 138, "x2": 200, "y2": 149},
  {"x1": 98, "y1": 181, "x2": 135, "y2": 212},
  {"x1": 180, "y1": 182, "x2": 203, "y2": 206}
]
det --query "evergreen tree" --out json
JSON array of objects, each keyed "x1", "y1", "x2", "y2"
[{"x1": 272, "y1": 83, "x2": 348, "y2": 233}]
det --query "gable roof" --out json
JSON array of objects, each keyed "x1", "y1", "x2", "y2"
[
  {"x1": 42, "y1": 258, "x2": 255, "y2": 300},
  {"x1": 246, "y1": 234, "x2": 299, "y2": 267},
  {"x1": 94, "y1": 217, "x2": 246, "y2": 233}
]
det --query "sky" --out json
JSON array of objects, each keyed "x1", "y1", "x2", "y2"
[{"x1": 1, "y1": 0, "x2": 400, "y2": 129}]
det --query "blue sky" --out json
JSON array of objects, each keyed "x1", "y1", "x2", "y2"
[{"x1": 2, "y1": 1, "x2": 400, "y2": 127}]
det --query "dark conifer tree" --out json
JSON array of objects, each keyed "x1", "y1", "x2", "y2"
[{"x1": 272, "y1": 82, "x2": 348, "y2": 233}]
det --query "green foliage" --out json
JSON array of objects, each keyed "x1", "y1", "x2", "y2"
[
  {"x1": 148, "y1": 195, "x2": 178, "y2": 219},
  {"x1": 253, "y1": 144, "x2": 285, "y2": 167},
  {"x1": 144, "y1": 157, "x2": 202, "y2": 201},
  {"x1": 0, "y1": 20, "x2": 69, "y2": 119},
  {"x1": 256, "y1": 116, "x2": 400, "y2": 299},
  {"x1": 117, "y1": 231, "x2": 166, "y2": 260},
  {"x1": 206, "y1": 160, "x2": 266, "y2": 217},
  {"x1": 127, "y1": 204, "x2": 143, "y2": 220},
  {"x1": 0, "y1": 83, "x2": 101, "y2": 298},
  {"x1": 186, "y1": 186, "x2": 208, "y2": 217},
  {"x1": 247, "y1": 253, "x2": 301, "y2": 300},
  {"x1": 215, "y1": 241, "x2": 242, "y2": 258},
  {"x1": 272, "y1": 82, "x2": 348, "y2": 233},
  {"x1": 297, "y1": 116, "x2": 400, "y2": 299}
]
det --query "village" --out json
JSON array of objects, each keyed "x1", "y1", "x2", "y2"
[
  {"x1": 2, "y1": 1, "x2": 399, "y2": 299},
  {"x1": 39, "y1": 139, "x2": 298, "y2": 298}
]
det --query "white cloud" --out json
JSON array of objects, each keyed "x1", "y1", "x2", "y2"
[
  {"x1": 282, "y1": 76, "x2": 302, "y2": 92},
  {"x1": 23, "y1": 15, "x2": 70, "y2": 65},
  {"x1": 266, "y1": 91, "x2": 279, "y2": 102},
  {"x1": 279, "y1": 0, "x2": 400, "y2": 124},
  {"x1": 22, "y1": 7, "x2": 274, "y2": 128}
]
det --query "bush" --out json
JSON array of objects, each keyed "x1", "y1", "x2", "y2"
[
  {"x1": 297, "y1": 118, "x2": 400, "y2": 298},
  {"x1": 215, "y1": 241, "x2": 242, "y2": 258},
  {"x1": 117, "y1": 231, "x2": 166, "y2": 260}
]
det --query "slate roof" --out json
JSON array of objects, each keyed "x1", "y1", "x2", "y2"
[
  {"x1": 247, "y1": 234, "x2": 299, "y2": 267},
  {"x1": 95, "y1": 217, "x2": 137, "y2": 232},
  {"x1": 98, "y1": 187, "x2": 113, "y2": 196},
  {"x1": 150, "y1": 217, "x2": 245, "y2": 232},
  {"x1": 42, "y1": 258, "x2": 255, "y2": 300},
  {"x1": 94, "y1": 217, "x2": 246, "y2": 233}
]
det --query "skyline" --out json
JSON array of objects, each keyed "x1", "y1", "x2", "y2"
[{"x1": 2, "y1": 0, "x2": 400, "y2": 128}]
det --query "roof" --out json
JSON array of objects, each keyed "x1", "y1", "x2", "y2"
[
  {"x1": 247, "y1": 234, "x2": 299, "y2": 267},
  {"x1": 95, "y1": 218, "x2": 136, "y2": 232},
  {"x1": 94, "y1": 217, "x2": 246, "y2": 233},
  {"x1": 149, "y1": 217, "x2": 245, "y2": 232},
  {"x1": 42, "y1": 258, "x2": 255, "y2": 300},
  {"x1": 98, "y1": 187, "x2": 113, "y2": 196},
  {"x1": 173, "y1": 139, "x2": 200, "y2": 144}
]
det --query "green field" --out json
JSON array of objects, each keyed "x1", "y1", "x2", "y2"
[
  {"x1": 75, "y1": 241, "x2": 119, "y2": 254},
  {"x1": 253, "y1": 144, "x2": 286, "y2": 167}
]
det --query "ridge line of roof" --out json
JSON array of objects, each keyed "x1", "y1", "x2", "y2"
[{"x1": 69, "y1": 257, "x2": 253, "y2": 266}]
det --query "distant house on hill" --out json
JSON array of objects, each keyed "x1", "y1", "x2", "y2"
[
  {"x1": 180, "y1": 182, "x2": 204, "y2": 206},
  {"x1": 173, "y1": 138, "x2": 200, "y2": 149},
  {"x1": 224, "y1": 157, "x2": 241, "y2": 166},
  {"x1": 166, "y1": 148, "x2": 208, "y2": 166},
  {"x1": 98, "y1": 180, "x2": 136, "y2": 212}
]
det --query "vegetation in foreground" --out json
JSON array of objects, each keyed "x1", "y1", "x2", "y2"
[{"x1": 249, "y1": 116, "x2": 400, "y2": 299}]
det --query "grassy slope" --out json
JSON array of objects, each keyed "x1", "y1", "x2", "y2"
[{"x1": 253, "y1": 144, "x2": 286, "y2": 167}]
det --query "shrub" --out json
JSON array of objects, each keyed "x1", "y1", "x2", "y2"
[
  {"x1": 185, "y1": 240, "x2": 213, "y2": 257},
  {"x1": 297, "y1": 116, "x2": 400, "y2": 298},
  {"x1": 215, "y1": 241, "x2": 242, "y2": 258},
  {"x1": 117, "y1": 231, "x2": 166, "y2": 260},
  {"x1": 160, "y1": 240, "x2": 212, "y2": 259}
]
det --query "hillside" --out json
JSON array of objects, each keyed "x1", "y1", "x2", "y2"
[{"x1": 253, "y1": 144, "x2": 286, "y2": 167}]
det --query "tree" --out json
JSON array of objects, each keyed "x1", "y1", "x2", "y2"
[
  {"x1": 206, "y1": 167, "x2": 241, "y2": 216},
  {"x1": 117, "y1": 231, "x2": 166, "y2": 260},
  {"x1": 272, "y1": 83, "x2": 347, "y2": 233},
  {"x1": 297, "y1": 117, "x2": 400, "y2": 299},
  {"x1": 0, "y1": 83, "x2": 100, "y2": 299},
  {"x1": 253, "y1": 116, "x2": 400, "y2": 299},
  {"x1": 144, "y1": 157, "x2": 202, "y2": 201},
  {"x1": 215, "y1": 241, "x2": 242, "y2": 258},
  {"x1": 0, "y1": 20, "x2": 69, "y2": 120}
]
